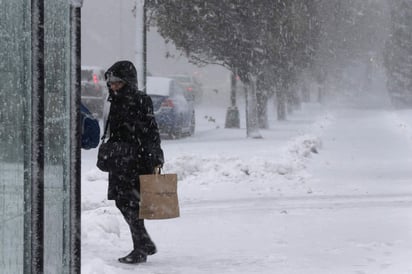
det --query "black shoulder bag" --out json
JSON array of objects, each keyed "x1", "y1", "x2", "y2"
[{"x1": 96, "y1": 110, "x2": 142, "y2": 172}]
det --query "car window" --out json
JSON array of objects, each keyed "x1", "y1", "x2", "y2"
[
  {"x1": 98, "y1": 70, "x2": 105, "y2": 81},
  {"x1": 170, "y1": 81, "x2": 180, "y2": 97},
  {"x1": 81, "y1": 67, "x2": 106, "y2": 82},
  {"x1": 175, "y1": 81, "x2": 194, "y2": 101},
  {"x1": 81, "y1": 70, "x2": 93, "y2": 81},
  {"x1": 171, "y1": 75, "x2": 194, "y2": 85},
  {"x1": 173, "y1": 75, "x2": 188, "y2": 82}
]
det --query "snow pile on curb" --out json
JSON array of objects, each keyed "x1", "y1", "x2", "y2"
[
  {"x1": 164, "y1": 112, "x2": 333, "y2": 200},
  {"x1": 276, "y1": 134, "x2": 322, "y2": 177},
  {"x1": 165, "y1": 134, "x2": 322, "y2": 182}
]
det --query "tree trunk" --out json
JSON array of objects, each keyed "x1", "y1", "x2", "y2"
[
  {"x1": 276, "y1": 84, "x2": 287, "y2": 121},
  {"x1": 287, "y1": 89, "x2": 294, "y2": 114},
  {"x1": 225, "y1": 71, "x2": 240, "y2": 128},
  {"x1": 287, "y1": 86, "x2": 301, "y2": 113},
  {"x1": 317, "y1": 85, "x2": 323, "y2": 104},
  {"x1": 256, "y1": 92, "x2": 268, "y2": 129},
  {"x1": 245, "y1": 77, "x2": 262, "y2": 138},
  {"x1": 301, "y1": 81, "x2": 310, "y2": 102}
]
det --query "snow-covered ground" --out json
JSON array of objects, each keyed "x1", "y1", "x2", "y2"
[{"x1": 81, "y1": 101, "x2": 412, "y2": 274}]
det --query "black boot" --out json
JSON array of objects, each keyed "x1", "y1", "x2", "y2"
[
  {"x1": 142, "y1": 240, "x2": 157, "y2": 255},
  {"x1": 118, "y1": 249, "x2": 147, "y2": 264},
  {"x1": 115, "y1": 200, "x2": 157, "y2": 259},
  {"x1": 133, "y1": 220, "x2": 157, "y2": 256}
]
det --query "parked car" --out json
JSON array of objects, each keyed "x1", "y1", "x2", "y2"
[
  {"x1": 147, "y1": 76, "x2": 195, "y2": 138},
  {"x1": 81, "y1": 66, "x2": 107, "y2": 119},
  {"x1": 169, "y1": 74, "x2": 203, "y2": 104}
]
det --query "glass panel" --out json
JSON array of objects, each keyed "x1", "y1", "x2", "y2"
[
  {"x1": 43, "y1": 0, "x2": 71, "y2": 273},
  {"x1": 0, "y1": 1, "x2": 31, "y2": 273},
  {"x1": 0, "y1": 1, "x2": 74, "y2": 273}
]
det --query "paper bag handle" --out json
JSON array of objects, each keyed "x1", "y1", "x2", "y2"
[{"x1": 154, "y1": 166, "x2": 161, "y2": 175}]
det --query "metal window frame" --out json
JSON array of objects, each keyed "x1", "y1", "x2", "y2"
[
  {"x1": 69, "y1": 2, "x2": 82, "y2": 273},
  {"x1": 28, "y1": 0, "x2": 45, "y2": 273},
  {"x1": 23, "y1": 1, "x2": 82, "y2": 273}
]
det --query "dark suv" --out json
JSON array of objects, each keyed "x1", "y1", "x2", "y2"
[
  {"x1": 81, "y1": 66, "x2": 107, "y2": 119},
  {"x1": 169, "y1": 74, "x2": 203, "y2": 104}
]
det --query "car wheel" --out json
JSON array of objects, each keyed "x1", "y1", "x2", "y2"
[
  {"x1": 168, "y1": 115, "x2": 183, "y2": 139},
  {"x1": 169, "y1": 127, "x2": 182, "y2": 139}
]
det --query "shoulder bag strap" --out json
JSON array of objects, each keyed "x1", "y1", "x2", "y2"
[{"x1": 101, "y1": 108, "x2": 111, "y2": 142}]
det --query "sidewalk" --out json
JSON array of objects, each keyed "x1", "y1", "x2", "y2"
[
  {"x1": 298, "y1": 108, "x2": 412, "y2": 274},
  {"x1": 306, "y1": 108, "x2": 412, "y2": 196}
]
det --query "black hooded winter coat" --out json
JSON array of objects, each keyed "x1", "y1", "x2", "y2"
[{"x1": 104, "y1": 60, "x2": 164, "y2": 201}]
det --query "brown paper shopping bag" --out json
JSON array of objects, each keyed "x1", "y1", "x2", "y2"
[{"x1": 139, "y1": 173, "x2": 179, "y2": 219}]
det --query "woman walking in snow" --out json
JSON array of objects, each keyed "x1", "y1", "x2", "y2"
[{"x1": 103, "y1": 60, "x2": 164, "y2": 264}]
